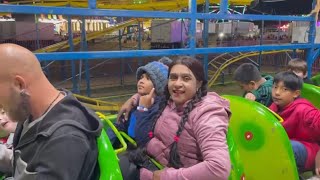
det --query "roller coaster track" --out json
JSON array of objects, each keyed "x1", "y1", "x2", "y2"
[
  {"x1": 34, "y1": 19, "x2": 141, "y2": 53},
  {"x1": 8, "y1": 0, "x2": 253, "y2": 9},
  {"x1": 208, "y1": 50, "x2": 290, "y2": 87}
]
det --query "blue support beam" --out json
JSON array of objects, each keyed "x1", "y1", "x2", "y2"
[
  {"x1": 34, "y1": 44, "x2": 320, "y2": 61},
  {"x1": 0, "y1": 5, "x2": 189, "y2": 18},
  {"x1": 80, "y1": 17, "x2": 91, "y2": 97},
  {"x1": 306, "y1": 0, "x2": 317, "y2": 78},
  {"x1": 88, "y1": 0, "x2": 96, "y2": 9},
  {"x1": 188, "y1": 0, "x2": 197, "y2": 53},
  {"x1": 203, "y1": 0, "x2": 209, "y2": 79},
  {"x1": 219, "y1": 0, "x2": 228, "y2": 14},
  {"x1": 1, "y1": 0, "x2": 318, "y2": 92},
  {"x1": 258, "y1": 19, "x2": 264, "y2": 71},
  {"x1": 196, "y1": 13, "x2": 313, "y2": 21},
  {"x1": 313, "y1": 48, "x2": 320, "y2": 61},
  {"x1": 292, "y1": 49, "x2": 297, "y2": 59},
  {"x1": 67, "y1": 15, "x2": 78, "y2": 93},
  {"x1": 138, "y1": 21, "x2": 143, "y2": 66},
  {"x1": 35, "y1": 14, "x2": 40, "y2": 50},
  {"x1": 0, "y1": 5, "x2": 313, "y2": 22}
]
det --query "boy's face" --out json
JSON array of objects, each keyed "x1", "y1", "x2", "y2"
[
  {"x1": 0, "y1": 109, "x2": 17, "y2": 134},
  {"x1": 237, "y1": 81, "x2": 257, "y2": 92},
  {"x1": 272, "y1": 81, "x2": 300, "y2": 109},
  {"x1": 137, "y1": 73, "x2": 154, "y2": 96}
]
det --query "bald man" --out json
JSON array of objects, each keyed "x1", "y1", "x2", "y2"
[{"x1": 0, "y1": 44, "x2": 102, "y2": 179}]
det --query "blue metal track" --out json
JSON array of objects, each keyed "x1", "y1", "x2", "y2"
[
  {"x1": 0, "y1": 0, "x2": 318, "y2": 89},
  {"x1": 67, "y1": 15, "x2": 78, "y2": 93},
  {"x1": 188, "y1": 0, "x2": 197, "y2": 54},
  {"x1": 0, "y1": 5, "x2": 314, "y2": 22},
  {"x1": 203, "y1": 0, "x2": 209, "y2": 80},
  {"x1": 306, "y1": 0, "x2": 317, "y2": 78},
  {"x1": 35, "y1": 44, "x2": 319, "y2": 61}
]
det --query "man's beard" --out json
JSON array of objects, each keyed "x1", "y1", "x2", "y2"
[{"x1": 7, "y1": 90, "x2": 31, "y2": 123}]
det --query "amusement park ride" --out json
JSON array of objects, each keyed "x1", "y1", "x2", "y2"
[{"x1": 0, "y1": 0, "x2": 319, "y2": 179}]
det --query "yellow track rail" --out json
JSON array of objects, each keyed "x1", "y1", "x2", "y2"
[
  {"x1": 74, "y1": 94, "x2": 121, "y2": 112},
  {"x1": 25, "y1": 0, "x2": 252, "y2": 52},
  {"x1": 34, "y1": 19, "x2": 141, "y2": 53},
  {"x1": 8, "y1": 0, "x2": 253, "y2": 9},
  {"x1": 208, "y1": 50, "x2": 290, "y2": 87}
]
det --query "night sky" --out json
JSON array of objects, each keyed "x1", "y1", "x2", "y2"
[{"x1": 248, "y1": 0, "x2": 313, "y2": 15}]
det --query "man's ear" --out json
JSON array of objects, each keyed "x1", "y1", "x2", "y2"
[{"x1": 14, "y1": 75, "x2": 27, "y2": 92}]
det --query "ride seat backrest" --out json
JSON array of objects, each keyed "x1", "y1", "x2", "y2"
[
  {"x1": 97, "y1": 129, "x2": 123, "y2": 180},
  {"x1": 311, "y1": 74, "x2": 320, "y2": 86},
  {"x1": 301, "y1": 83, "x2": 320, "y2": 109},
  {"x1": 223, "y1": 95, "x2": 299, "y2": 180}
]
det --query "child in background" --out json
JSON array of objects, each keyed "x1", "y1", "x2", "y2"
[
  {"x1": 269, "y1": 71, "x2": 320, "y2": 172},
  {"x1": 233, "y1": 63, "x2": 274, "y2": 107},
  {"x1": 0, "y1": 108, "x2": 17, "y2": 175},
  {"x1": 287, "y1": 58, "x2": 314, "y2": 84},
  {"x1": 108, "y1": 60, "x2": 170, "y2": 144}
]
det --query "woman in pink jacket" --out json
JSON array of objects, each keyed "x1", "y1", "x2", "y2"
[{"x1": 131, "y1": 56, "x2": 231, "y2": 180}]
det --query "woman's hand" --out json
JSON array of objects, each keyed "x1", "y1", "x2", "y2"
[
  {"x1": 153, "y1": 170, "x2": 162, "y2": 180},
  {"x1": 117, "y1": 98, "x2": 134, "y2": 122}
]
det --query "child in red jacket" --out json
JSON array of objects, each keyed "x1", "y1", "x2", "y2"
[{"x1": 269, "y1": 71, "x2": 320, "y2": 172}]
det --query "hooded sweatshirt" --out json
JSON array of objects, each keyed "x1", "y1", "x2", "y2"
[
  {"x1": 12, "y1": 90, "x2": 103, "y2": 180},
  {"x1": 250, "y1": 75, "x2": 274, "y2": 107},
  {"x1": 137, "y1": 92, "x2": 231, "y2": 180},
  {"x1": 269, "y1": 98, "x2": 320, "y2": 169}
]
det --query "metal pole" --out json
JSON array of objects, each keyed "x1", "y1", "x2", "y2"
[
  {"x1": 138, "y1": 20, "x2": 143, "y2": 66},
  {"x1": 118, "y1": 29, "x2": 122, "y2": 50},
  {"x1": 181, "y1": 19, "x2": 184, "y2": 48},
  {"x1": 258, "y1": 19, "x2": 264, "y2": 71},
  {"x1": 292, "y1": 49, "x2": 297, "y2": 58},
  {"x1": 88, "y1": 0, "x2": 96, "y2": 9},
  {"x1": 35, "y1": 13, "x2": 50, "y2": 79},
  {"x1": 306, "y1": 0, "x2": 317, "y2": 78},
  {"x1": 67, "y1": 15, "x2": 78, "y2": 93},
  {"x1": 188, "y1": 0, "x2": 197, "y2": 55},
  {"x1": 35, "y1": 14, "x2": 40, "y2": 50},
  {"x1": 119, "y1": 29, "x2": 124, "y2": 85},
  {"x1": 219, "y1": 0, "x2": 228, "y2": 14},
  {"x1": 58, "y1": 14, "x2": 66, "y2": 81},
  {"x1": 277, "y1": 20, "x2": 281, "y2": 44},
  {"x1": 81, "y1": 17, "x2": 91, "y2": 96},
  {"x1": 203, "y1": 0, "x2": 209, "y2": 80}
]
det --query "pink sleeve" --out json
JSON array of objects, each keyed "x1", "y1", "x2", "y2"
[
  {"x1": 160, "y1": 105, "x2": 231, "y2": 180},
  {"x1": 131, "y1": 93, "x2": 141, "y2": 106}
]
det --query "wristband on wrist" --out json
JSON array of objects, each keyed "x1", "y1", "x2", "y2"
[{"x1": 137, "y1": 105, "x2": 148, "y2": 112}]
